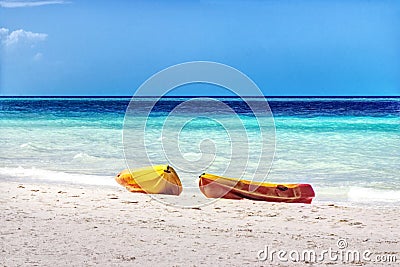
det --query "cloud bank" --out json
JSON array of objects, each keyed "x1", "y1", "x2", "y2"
[
  {"x1": 0, "y1": 0, "x2": 67, "y2": 8},
  {"x1": 0, "y1": 28, "x2": 48, "y2": 46}
]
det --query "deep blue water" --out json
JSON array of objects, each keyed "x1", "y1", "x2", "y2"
[{"x1": 1, "y1": 97, "x2": 399, "y2": 117}]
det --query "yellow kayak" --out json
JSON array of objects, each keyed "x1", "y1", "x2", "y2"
[{"x1": 115, "y1": 165, "x2": 182, "y2": 196}]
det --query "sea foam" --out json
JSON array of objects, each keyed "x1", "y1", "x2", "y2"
[
  {"x1": 348, "y1": 187, "x2": 400, "y2": 203},
  {"x1": 0, "y1": 167, "x2": 118, "y2": 187}
]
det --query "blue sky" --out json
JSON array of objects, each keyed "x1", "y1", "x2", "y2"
[{"x1": 0, "y1": 0, "x2": 399, "y2": 96}]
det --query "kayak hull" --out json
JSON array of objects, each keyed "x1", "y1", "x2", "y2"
[
  {"x1": 199, "y1": 173, "x2": 315, "y2": 204},
  {"x1": 116, "y1": 165, "x2": 182, "y2": 196}
]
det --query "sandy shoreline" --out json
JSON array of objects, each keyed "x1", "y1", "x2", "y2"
[{"x1": 1, "y1": 180, "x2": 399, "y2": 266}]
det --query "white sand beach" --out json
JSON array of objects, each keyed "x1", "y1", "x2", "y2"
[{"x1": 1, "y1": 180, "x2": 399, "y2": 266}]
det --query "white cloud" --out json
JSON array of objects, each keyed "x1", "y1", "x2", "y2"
[
  {"x1": 0, "y1": 0, "x2": 68, "y2": 8},
  {"x1": 0, "y1": 27, "x2": 9, "y2": 38},
  {"x1": 33, "y1": 52, "x2": 43, "y2": 61},
  {"x1": 0, "y1": 27, "x2": 47, "y2": 46}
]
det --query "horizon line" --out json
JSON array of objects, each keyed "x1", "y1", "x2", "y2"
[{"x1": 0, "y1": 95, "x2": 399, "y2": 98}]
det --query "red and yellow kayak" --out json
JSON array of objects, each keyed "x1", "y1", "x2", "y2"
[
  {"x1": 115, "y1": 165, "x2": 182, "y2": 196},
  {"x1": 199, "y1": 173, "x2": 315, "y2": 204}
]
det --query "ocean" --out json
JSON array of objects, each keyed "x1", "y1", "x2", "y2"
[{"x1": 1, "y1": 97, "x2": 399, "y2": 205}]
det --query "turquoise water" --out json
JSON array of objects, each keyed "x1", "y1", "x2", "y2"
[{"x1": 0, "y1": 97, "x2": 399, "y2": 204}]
